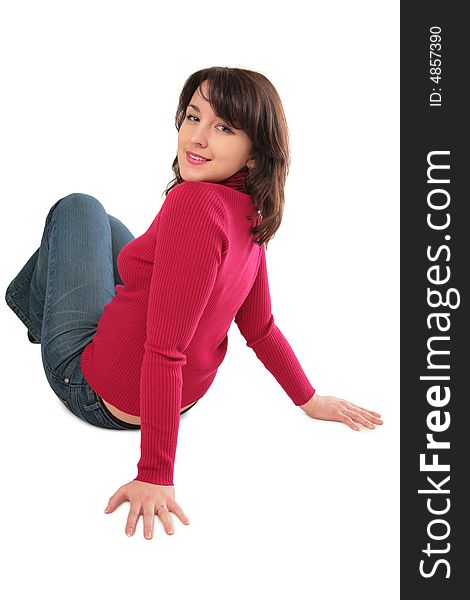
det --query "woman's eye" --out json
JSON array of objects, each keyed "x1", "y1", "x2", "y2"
[{"x1": 185, "y1": 114, "x2": 232, "y2": 134}]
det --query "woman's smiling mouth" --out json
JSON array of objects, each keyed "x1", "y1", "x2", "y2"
[{"x1": 186, "y1": 151, "x2": 211, "y2": 165}]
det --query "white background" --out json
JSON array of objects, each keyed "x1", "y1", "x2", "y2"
[{"x1": 0, "y1": 1, "x2": 399, "y2": 598}]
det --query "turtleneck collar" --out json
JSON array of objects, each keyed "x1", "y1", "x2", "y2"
[
  {"x1": 180, "y1": 166, "x2": 250, "y2": 194},
  {"x1": 213, "y1": 166, "x2": 250, "y2": 194}
]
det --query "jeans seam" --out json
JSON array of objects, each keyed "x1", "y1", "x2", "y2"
[
  {"x1": 5, "y1": 284, "x2": 40, "y2": 339},
  {"x1": 41, "y1": 212, "x2": 81, "y2": 382}
]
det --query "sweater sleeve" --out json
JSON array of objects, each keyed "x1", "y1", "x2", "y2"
[
  {"x1": 234, "y1": 245, "x2": 315, "y2": 406},
  {"x1": 135, "y1": 182, "x2": 227, "y2": 486}
]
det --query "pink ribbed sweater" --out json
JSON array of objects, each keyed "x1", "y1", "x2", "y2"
[{"x1": 81, "y1": 166, "x2": 315, "y2": 485}]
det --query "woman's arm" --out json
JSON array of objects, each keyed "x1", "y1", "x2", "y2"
[
  {"x1": 136, "y1": 182, "x2": 227, "y2": 486},
  {"x1": 235, "y1": 247, "x2": 383, "y2": 430},
  {"x1": 235, "y1": 245, "x2": 316, "y2": 405}
]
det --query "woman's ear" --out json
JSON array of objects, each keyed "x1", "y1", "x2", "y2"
[{"x1": 246, "y1": 158, "x2": 256, "y2": 170}]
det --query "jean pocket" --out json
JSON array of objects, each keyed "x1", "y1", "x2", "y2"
[{"x1": 46, "y1": 352, "x2": 82, "y2": 387}]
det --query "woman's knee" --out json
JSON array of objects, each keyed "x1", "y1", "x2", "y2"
[
  {"x1": 50, "y1": 193, "x2": 107, "y2": 222},
  {"x1": 59, "y1": 192, "x2": 103, "y2": 210}
]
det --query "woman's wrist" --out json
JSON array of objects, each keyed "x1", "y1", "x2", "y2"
[{"x1": 300, "y1": 392, "x2": 320, "y2": 412}]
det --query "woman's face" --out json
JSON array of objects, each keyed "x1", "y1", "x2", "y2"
[{"x1": 177, "y1": 80, "x2": 255, "y2": 183}]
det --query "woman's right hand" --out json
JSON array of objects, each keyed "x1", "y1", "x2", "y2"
[{"x1": 104, "y1": 479, "x2": 190, "y2": 539}]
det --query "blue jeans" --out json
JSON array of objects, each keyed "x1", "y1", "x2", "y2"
[{"x1": 5, "y1": 193, "x2": 198, "y2": 430}]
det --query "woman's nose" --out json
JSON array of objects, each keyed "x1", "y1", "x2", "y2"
[
  {"x1": 190, "y1": 126, "x2": 210, "y2": 146},
  {"x1": 190, "y1": 134, "x2": 208, "y2": 146}
]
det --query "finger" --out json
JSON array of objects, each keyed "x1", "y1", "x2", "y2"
[
  {"x1": 156, "y1": 506, "x2": 174, "y2": 535},
  {"x1": 339, "y1": 412, "x2": 360, "y2": 431},
  {"x1": 143, "y1": 504, "x2": 155, "y2": 539},
  {"x1": 106, "y1": 485, "x2": 129, "y2": 513},
  {"x1": 170, "y1": 501, "x2": 191, "y2": 525},
  {"x1": 126, "y1": 504, "x2": 141, "y2": 537},
  {"x1": 343, "y1": 408, "x2": 376, "y2": 429},
  {"x1": 352, "y1": 407, "x2": 384, "y2": 424},
  {"x1": 359, "y1": 411, "x2": 383, "y2": 424},
  {"x1": 347, "y1": 402, "x2": 382, "y2": 418}
]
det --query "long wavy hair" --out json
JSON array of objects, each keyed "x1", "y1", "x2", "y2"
[{"x1": 163, "y1": 66, "x2": 291, "y2": 248}]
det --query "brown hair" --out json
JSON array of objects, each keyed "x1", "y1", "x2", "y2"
[{"x1": 163, "y1": 66, "x2": 291, "y2": 248}]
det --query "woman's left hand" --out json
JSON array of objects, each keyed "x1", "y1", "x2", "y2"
[{"x1": 300, "y1": 393, "x2": 383, "y2": 431}]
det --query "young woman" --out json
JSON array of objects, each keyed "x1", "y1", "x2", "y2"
[{"x1": 5, "y1": 66, "x2": 383, "y2": 540}]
